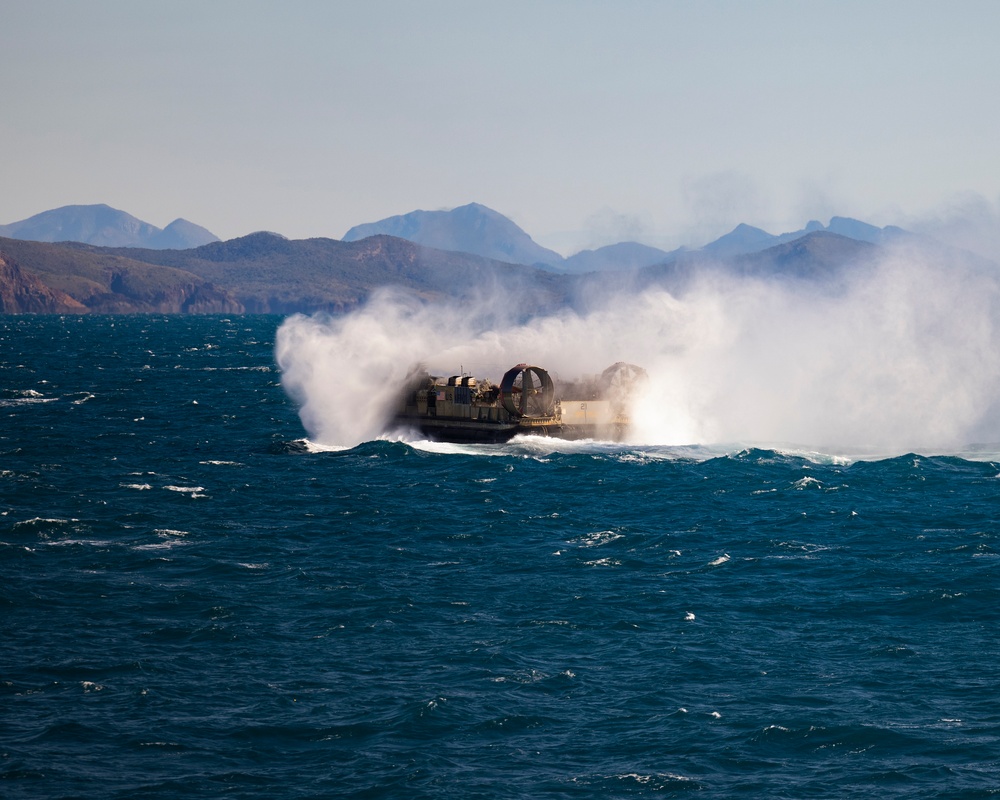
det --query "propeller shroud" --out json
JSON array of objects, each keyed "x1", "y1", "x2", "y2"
[{"x1": 499, "y1": 364, "x2": 555, "y2": 418}]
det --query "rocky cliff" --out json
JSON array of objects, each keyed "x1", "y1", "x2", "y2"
[{"x1": 0, "y1": 254, "x2": 88, "y2": 314}]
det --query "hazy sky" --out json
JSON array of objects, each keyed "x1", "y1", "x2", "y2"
[{"x1": 3, "y1": 0, "x2": 998, "y2": 252}]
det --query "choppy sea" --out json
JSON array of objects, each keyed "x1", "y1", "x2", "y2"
[{"x1": 3, "y1": 314, "x2": 1000, "y2": 799}]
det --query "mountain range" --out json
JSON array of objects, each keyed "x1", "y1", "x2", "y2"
[
  {"x1": 0, "y1": 201, "x2": 977, "y2": 315},
  {"x1": 0, "y1": 231, "x2": 574, "y2": 315},
  {"x1": 342, "y1": 202, "x2": 914, "y2": 274},
  {"x1": 1, "y1": 201, "x2": 912, "y2": 271}
]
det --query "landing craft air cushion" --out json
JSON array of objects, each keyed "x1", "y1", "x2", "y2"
[{"x1": 393, "y1": 362, "x2": 647, "y2": 442}]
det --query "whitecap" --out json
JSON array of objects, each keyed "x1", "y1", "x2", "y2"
[
  {"x1": 614, "y1": 773, "x2": 694, "y2": 786},
  {"x1": 134, "y1": 540, "x2": 187, "y2": 551},
  {"x1": 47, "y1": 538, "x2": 112, "y2": 548},
  {"x1": 202, "y1": 365, "x2": 272, "y2": 372},
  {"x1": 708, "y1": 553, "x2": 731, "y2": 567},
  {"x1": 163, "y1": 486, "x2": 208, "y2": 498},
  {"x1": 401, "y1": 438, "x2": 511, "y2": 457},
  {"x1": 571, "y1": 530, "x2": 624, "y2": 548},
  {"x1": 0, "y1": 394, "x2": 56, "y2": 407},
  {"x1": 300, "y1": 438, "x2": 350, "y2": 453},
  {"x1": 13, "y1": 517, "x2": 75, "y2": 529}
]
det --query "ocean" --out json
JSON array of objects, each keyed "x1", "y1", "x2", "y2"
[{"x1": 2, "y1": 314, "x2": 1000, "y2": 798}]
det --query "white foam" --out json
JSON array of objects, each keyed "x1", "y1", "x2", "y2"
[
  {"x1": 48, "y1": 539, "x2": 112, "y2": 548},
  {"x1": 0, "y1": 394, "x2": 56, "y2": 407},
  {"x1": 300, "y1": 438, "x2": 350, "y2": 453},
  {"x1": 614, "y1": 773, "x2": 694, "y2": 785},
  {"x1": 202, "y1": 365, "x2": 272, "y2": 372},
  {"x1": 135, "y1": 540, "x2": 188, "y2": 551},
  {"x1": 163, "y1": 485, "x2": 207, "y2": 498},
  {"x1": 13, "y1": 517, "x2": 75, "y2": 528},
  {"x1": 402, "y1": 438, "x2": 500, "y2": 456},
  {"x1": 571, "y1": 530, "x2": 624, "y2": 548}
]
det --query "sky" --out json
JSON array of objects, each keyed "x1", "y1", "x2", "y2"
[{"x1": 2, "y1": 0, "x2": 999, "y2": 254}]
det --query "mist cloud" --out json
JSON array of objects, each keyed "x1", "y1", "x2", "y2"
[
  {"x1": 582, "y1": 208, "x2": 652, "y2": 250},
  {"x1": 908, "y1": 192, "x2": 1000, "y2": 265},
  {"x1": 680, "y1": 171, "x2": 770, "y2": 247}
]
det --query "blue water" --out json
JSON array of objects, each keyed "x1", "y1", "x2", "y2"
[{"x1": 3, "y1": 315, "x2": 1000, "y2": 798}]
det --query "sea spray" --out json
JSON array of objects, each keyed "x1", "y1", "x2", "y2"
[{"x1": 277, "y1": 243, "x2": 1000, "y2": 451}]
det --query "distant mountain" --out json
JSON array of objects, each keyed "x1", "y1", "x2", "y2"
[
  {"x1": 342, "y1": 202, "x2": 564, "y2": 268},
  {"x1": 562, "y1": 241, "x2": 675, "y2": 274},
  {"x1": 697, "y1": 217, "x2": 911, "y2": 260},
  {"x1": 340, "y1": 206, "x2": 913, "y2": 276},
  {"x1": 637, "y1": 231, "x2": 881, "y2": 293},
  {"x1": 147, "y1": 218, "x2": 220, "y2": 249},
  {"x1": 701, "y1": 223, "x2": 781, "y2": 259},
  {"x1": 772, "y1": 216, "x2": 906, "y2": 247},
  {"x1": 735, "y1": 230, "x2": 880, "y2": 280},
  {"x1": 0, "y1": 204, "x2": 219, "y2": 249}
]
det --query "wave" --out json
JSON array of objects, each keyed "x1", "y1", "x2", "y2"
[{"x1": 273, "y1": 433, "x2": 1000, "y2": 469}]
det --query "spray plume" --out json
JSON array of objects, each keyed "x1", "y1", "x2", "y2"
[{"x1": 275, "y1": 245, "x2": 1000, "y2": 453}]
